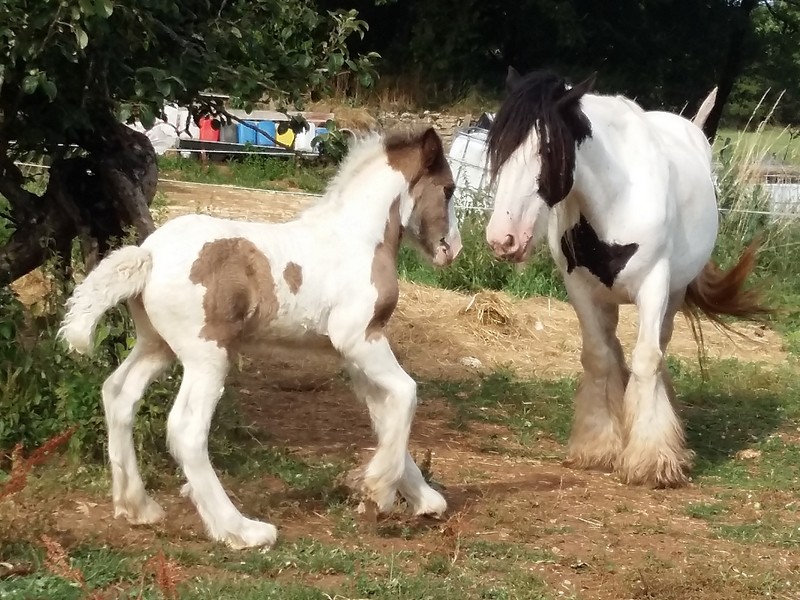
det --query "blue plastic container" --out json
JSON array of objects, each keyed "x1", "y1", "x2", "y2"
[
  {"x1": 312, "y1": 127, "x2": 328, "y2": 150},
  {"x1": 237, "y1": 121, "x2": 258, "y2": 145},
  {"x1": 255, "y1": 120, "x2": 277, "y2": 146}
]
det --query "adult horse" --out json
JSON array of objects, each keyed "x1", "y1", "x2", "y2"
[
  {"x1": 485, "y1": 67, "x2": 768, "y2": 488},
  {"x1": 59, "y1": 127, "x2": 462, "y2": 549}
]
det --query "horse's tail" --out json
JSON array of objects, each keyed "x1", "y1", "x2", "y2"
[
  {"x1": 59, "y1": 245, "x2": 153, "y2": 356},
  {"x1": 691, "y1": 86, "x2": 718, "y2": 129},
  {"x1": 682, "y1": 237, "x2": 772, "y2": 333}
]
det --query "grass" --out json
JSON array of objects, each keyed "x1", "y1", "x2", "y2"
[
  {"x1": 3, "y1": 356, "x2": 800, "y2": 598},
  {"x1": 157, "y1": 153, "x2": 335, "y2": 194},
  {"x1": 715, "y1": 125, "x2": 800, "y2": 166}
]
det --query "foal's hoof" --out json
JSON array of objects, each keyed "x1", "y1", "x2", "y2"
[
  {"x1": 221, "y1": 519, "x2": 278, "y2": 550},
  {"x1": 409, "y1": 486, "x2": 448, "y2": 518},
  {"x1": 346, "y1": 467, "x2": 398, "y2": 514},
  {"x1": 114, "y1": 496, "x2": 165, "y2": 525}
]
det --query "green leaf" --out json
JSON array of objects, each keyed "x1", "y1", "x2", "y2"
[
  {"x1": 40, "y1": 79, "x2": 57, "y2": 101},
  {"x1": 231, "y1": 26, "x2": 241, "y2": 39},
  {"x1": 157, "y1": 79, "x2": 171, "y2": 96},
  {"x1": 140, "y1": 105, "x2": 155, "y2": 129},
  {"x1": 94, "y1": 0, "x2": 114, "y2": 18},
  {"x1": 118, "y1": 103, "x2": 133, "y2": 123},
  {"x1": 74, "y1": 26, "x2": 89, "y2": 50},
  {"x1": 22, "y1": 75, "x2": 38, "y2": 94},
  {"x1": 79, "y1": 0, "x2": 94, "y2": 16}
]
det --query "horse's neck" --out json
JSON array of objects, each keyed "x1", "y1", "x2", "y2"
[
  {"x1": 300, "y1": 162, "x2": 407, "y2": 247},
  {"x1": 571, "y1": 132, "x2": 625, "y2": 216}
]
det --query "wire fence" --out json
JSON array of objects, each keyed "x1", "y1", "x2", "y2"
[{"x1": 11, "y1": 140, "x2": 800, "y2": 222}]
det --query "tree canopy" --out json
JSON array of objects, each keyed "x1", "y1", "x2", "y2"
[
  {"x1": 330, "y1": 0, "x2": 800, "y2": 131},
  {"x1": 0, "y1": 0, "x2": 377, "y2": 285}
]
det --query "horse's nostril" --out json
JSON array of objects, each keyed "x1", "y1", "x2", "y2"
[{"x1": 503, "y1": 234, "x2": 516, "y2": 251}]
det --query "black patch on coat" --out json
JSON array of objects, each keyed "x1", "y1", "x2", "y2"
[{"x1": 560, "y1": 215, "x2": 638, "y2": 288}]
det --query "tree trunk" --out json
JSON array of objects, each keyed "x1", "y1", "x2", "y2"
[
  {"x1": 702, "y1": 0, "x2": 760, "y2": 141},
  {"x1": 0, "y1": 123, "x2": 158, "y2": 286}
]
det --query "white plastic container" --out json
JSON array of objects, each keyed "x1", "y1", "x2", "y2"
[
  {"x1": 447, "y1": 127, "x2": 492, "y2": 213},
  {"x1": 293, "y1": 123, "x2": 317, "y2": 152}
]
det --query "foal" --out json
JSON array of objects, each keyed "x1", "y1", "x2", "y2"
[
  {"x1": 60, "y1": 127, "x2": 462, "y2": 549},
  {"x1": 485, "y1": 68, "x2": 768, "y2": 488}
]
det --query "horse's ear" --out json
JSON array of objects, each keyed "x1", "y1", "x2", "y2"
[
  {"x1": 558, "y1": 72, "x2": 597, "y2": 109},
  {"x1": 419, "y1": 127, "x2": 443, "y2": 169},
  {"x1": 506, "y1": 66, "x2": 522, "y2": 92}
]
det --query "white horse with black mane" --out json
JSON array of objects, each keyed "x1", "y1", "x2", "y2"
[
  {"x1": 485, "y1": 67, "x2": 769, "y2": 488},
  {"x1": 59, "y1": 127, "x2": 462, "y2": 549}
]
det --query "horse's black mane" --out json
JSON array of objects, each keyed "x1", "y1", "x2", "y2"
[{"x1": 487, "y1": 69, "x2": 593, "y2": 206}]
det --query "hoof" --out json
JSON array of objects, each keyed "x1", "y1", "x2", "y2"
[
  {"x1": 219, "y1": 519, "x2": 278, "y2": 550},
  {"x1": 114, "y1": 496, "x2": 165, "y2": 525}
]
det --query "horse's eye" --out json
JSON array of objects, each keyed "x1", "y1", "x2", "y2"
[{"x1": 444, "y1": 185, "x2": 455, "y2": 201}]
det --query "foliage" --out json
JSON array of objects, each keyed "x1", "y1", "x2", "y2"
[
  {"x1": 0, "y1": 274, "x2": 171, "y2": 458},
  {"x1": 398, "y1": 212, "x2": 567, "y2": 300},
  {"x1": 157, "y1": 154, "x2": 335, "y2": 194},
  {"x1": 0, "y1": 0, "x2": 378, "y2": 154}
]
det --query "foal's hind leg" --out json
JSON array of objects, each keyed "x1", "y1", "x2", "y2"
[
  {"x1": 166, "y1": 346, "x2": 277, "y2": 550},
  {"x1": 617, "y1": 267, "x2": 692, "y2": 488},
  {"x1": 104, "y1": 297, "x2": 174, "y2": 524},
  {"x1": 562, "y1": 278, "x2": 627, "y2": 472},
  {"x1": 346, "y1": 365, "x2": 447, "y2": 517}
]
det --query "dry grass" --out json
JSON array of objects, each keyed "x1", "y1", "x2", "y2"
[
  {"x1": 0, "y1": 427, "x2": 76, "y2": 501},
  {"x1": 388, "y1": 281, "x2": 785, "y2": 379}
]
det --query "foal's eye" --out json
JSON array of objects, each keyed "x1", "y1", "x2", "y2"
[{"x1": 443, "y1": 185, "x2": 455, "y2": 201}]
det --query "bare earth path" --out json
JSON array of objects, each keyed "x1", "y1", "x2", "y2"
[{"x1": 6, "y1": 179, "x2": 798, "y2": 599}]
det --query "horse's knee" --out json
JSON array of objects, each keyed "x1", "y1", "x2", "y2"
[{"x1": 631, "y1": 345, "x2": 662, "y2": 377}]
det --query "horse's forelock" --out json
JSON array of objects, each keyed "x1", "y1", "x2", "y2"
[{"x1": 487, "y1": 70, "x2": 591, "y2": 206}]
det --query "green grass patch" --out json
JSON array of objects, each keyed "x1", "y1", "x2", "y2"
[
  {"x1": 715, "y1": 126, "x2": 800, "y2": 166},
  {"x1": 422, "y1": 369, "x2": 574, "y2": 448},
  {"x1": 425, "y1": 358, "x2": 800, "y2": 491},
  {"x1": 398, "y1": 212, "x2": 566, "y2": 300},
  {"x1": 157, "y1": 154, "x2": 335, "y2": 194},
  {"x1": 0, "y1": 543, "x2": 139, "y2": 600}
]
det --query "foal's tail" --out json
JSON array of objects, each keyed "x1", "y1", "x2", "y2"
[
  {"x1": 59, "y1": 246, "x2": 153, "y2": 356},
  {"x1": 691, "y1": 86, "x2": 718, "y2": 129},
  {"x1": 682, "y1": 237, "x2": 772, "y2": 334}
]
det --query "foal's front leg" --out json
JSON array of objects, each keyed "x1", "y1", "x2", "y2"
[
  {"x1": 336, "y1": 330, "x2": 435, "y2": 515},
  {"x1": 617, "y1": 267, "x2": 692, "y2": 488},
  {"x1": 562, "y1": 277, "x2": 627, "y2": 471},
  {"x1": 346, "y1": 364, "x2": 447, "y2": 516}
]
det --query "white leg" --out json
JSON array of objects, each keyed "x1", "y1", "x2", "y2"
[
  {"x1": 397, "y1": 452, "x2": 447, "y2": 517},
  {"x1": 337, "y1": 335, "x2": 419, "y2": 513},
  {"x1": 104, "y1": 299, "x2": 174, "y2": 524},
  {"x1": 347, "y1": 365, "x2": 446, "y2": 517},
  {"x1": 167, "y1": 346, "x2": 277, "y2": 550},
  {"x1": 562, "y1": 277, "x2": 626, "y2": 471},
  {"x1": 617, "y1": 266, "x2": 692, "y2": 488}
]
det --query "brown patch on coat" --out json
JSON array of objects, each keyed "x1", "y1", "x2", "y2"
[
  {"x1": 283, "y1": 262, "x2": 303, "y2": 294},
  {"x1": 366, "y1": 197, "x2": 402, "y2": 341},
  {"x1": 189, "y1": 237, "x2": 278, "y2": 350},
  {"x1": 384, "y1": 127, "x2": 455, "y2": 256}
]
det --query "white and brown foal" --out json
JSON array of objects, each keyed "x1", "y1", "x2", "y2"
[{"x1": 59, "y1": 127, "x2": 462, "y2": 549}]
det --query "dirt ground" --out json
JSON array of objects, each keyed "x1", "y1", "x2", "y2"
[{"x1": 7, "y1": 180, "x2": 797, "y2": 599}]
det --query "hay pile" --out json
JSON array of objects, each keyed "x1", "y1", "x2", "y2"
[{"x1": 389, "y1": 281, "x2": 786, "y2": 379}]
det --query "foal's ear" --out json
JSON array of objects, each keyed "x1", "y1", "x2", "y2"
[
  {"x1": 557, "y1": 72, "x2": 597, "y2": 109},
  {"x1": 506, "y1": 65, "x2": 522, "y2": 93},
  {"x1": 419, "y1": 127, "x2": 443, "y2": 170}
]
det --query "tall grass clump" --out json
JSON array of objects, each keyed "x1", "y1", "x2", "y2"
[
  {"x1": 398, "y1": 210, "x2": 566, "y2": 300},
  {"x1": 712, "y1": 92, "x2": 800, "y2": 353}
]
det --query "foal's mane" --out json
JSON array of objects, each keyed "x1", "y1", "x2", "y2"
[
  {"x1": 308, "y1": 128, "x2": 429, "y2": 212},
  {"x1": 487, "y1": 70, "x2": 594, "y2": 206}
]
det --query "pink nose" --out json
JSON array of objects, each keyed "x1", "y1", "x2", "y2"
[{"x1": 489, "y1": 234, "x2": 520, "y2": 259}]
